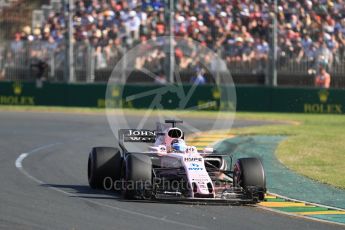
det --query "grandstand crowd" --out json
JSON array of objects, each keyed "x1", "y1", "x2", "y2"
[{"x1": 3, "y1": 0, "x2": 345, "y2": 80}]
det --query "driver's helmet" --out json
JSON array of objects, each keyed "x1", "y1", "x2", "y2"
[{"x1": 171, "y1": 139, "x2": 187, "y2": 153}]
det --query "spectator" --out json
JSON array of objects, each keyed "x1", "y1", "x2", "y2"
[
  {"x1": 254, "y1": 37, "x2": 269, "y2": 61},
  {"x1": 242, "y1": 38, "x2": 255, "y2": 62},
  {"x1": 315, "y1": 42, "x2": 333, "y2": 70},
  {"x1": 10, "y1": 33, "x2": 24, "y2": 53},
  {"x1": 191, "y1": 68, "x2": 206, "y2": 85},
  {"x1": 3, "y1": 0, "x2": 345, "y2": 82},
  {"x1": 315, "y1": 65, "x2": 331, "y2": 88},
  {"x1": 126, "y1": 10, "x2": 141, "y2": 41},
  {"x1": 94, "y1": 46, "x2": 107, "y2": 69},
  {"x1": 29, "y1": 50, "x2": 48, "y2": 81},
  {"x1": 8, "y1": 33, "x2": 25, "y2": 65},
  {"x1": 104, "y1": 38, "x2": 125, "y2": 67},
  {"x1": 227, "y1": 37, "x2": 245, "y2": 63}
]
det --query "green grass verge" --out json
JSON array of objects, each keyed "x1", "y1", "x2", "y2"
[
  {"x1": 1, "y1": 105, "x2": 344, "y2": 189},
  {"x1": 233, "y1": 112, "x2": 345, "y2": 190}
]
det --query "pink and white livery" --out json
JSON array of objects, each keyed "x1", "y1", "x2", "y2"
[{"x1": 88, "y1": 120, "x2": 266, "y2": 203}]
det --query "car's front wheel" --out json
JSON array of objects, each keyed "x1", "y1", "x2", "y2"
[
  {"x1": 122, "y1": 154, "x2": 152, "y2": 199},
  {"x1": 88, "y1": 147, "x2": 122, "y2": 189},
  {"x1": 233, "y1": 157, "x2": 266, "y2": 201}
]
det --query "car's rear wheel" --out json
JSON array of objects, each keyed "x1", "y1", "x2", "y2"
[
  {"x1": 233, "y1": 157, "x2": 266, "y2": 201},
  {"x1": 122, "y1": 154, "x2": 152, "y2": 199},
  {"x1": 88, "y1": 147, "x2": 122, "y2": 189}
]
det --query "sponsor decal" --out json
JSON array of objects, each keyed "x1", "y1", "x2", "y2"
[
  {"x1": 97, "y1": 99, "x2": 133, "y2": 108},
  {"x1": 318, "y1": 89, "x2": 329, "y2": 103},
  {"x1": 212, "y1": 87, "x2": 221, "y2": 99},
  {"x1": 187, "y1": 163, "x2": 203, "y2": 171},
  {"x1": 186, "y1": 146, "x2": 197, "y2": 153},
  {"x1": 304, "y1": 103, "x2": 342, "y2": 113},
  {"x1": 98, "y1": 86, "x2": 128, "y2": 108},
  {"x1": 191, "y1": 163, "x2": 199, "y2": 167},
  {"x1": 304, "y1": 89, "x2": 343, "y2": 114},
  {"x1": 13, "y1": 82, "x2": 22, "y2": 95},
  {"x1": 111, "y1": 87, "x2": 121, "y2": 98},
  {"x1": 128, "y1": 130, "x2": 156, "y2": 136},
  {"x1": 123, "y1": 129, "x2": 156, "y2": 142},
  {"x1": 188, "y1": 167, "x2": 203, "y2": 171},
  {"x1": 0, "y1": 96, "x2": 35, "y2": 105},
  {"x1": 0, "y1": 82, "x2": 35, "y2": 105},
  {"x1": 125, "y1": 136, "x2": 155, "y2": 142},
  {"x1": 184, "y1": 157, "x2": 202, "y2": 162},
  {"x1": 197, "y1": 100, "x2": 217, "y2": 110}
]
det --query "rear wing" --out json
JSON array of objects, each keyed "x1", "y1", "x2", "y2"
[{"x1": 118, "y1": 129, "x2": 156, "y2": 145}]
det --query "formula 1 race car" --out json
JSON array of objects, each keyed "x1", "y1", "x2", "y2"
[{"x1": 87, "y1": 120, "x2": 266, "y2": 204}]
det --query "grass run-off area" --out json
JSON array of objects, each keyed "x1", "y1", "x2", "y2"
[
  {"x1": 1, "y1": 105, "x2": 345, "y2": 190},
  {"x1": 233, "y1": 112, "x2": 345, "y2": 190}
]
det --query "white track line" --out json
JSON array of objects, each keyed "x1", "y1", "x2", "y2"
[
  {"x1": 15, "y1": 143, "x2": 205, "y2": 230},
  {"x1": 15, "y1": 153, "x2": 28, "y2": 168}
]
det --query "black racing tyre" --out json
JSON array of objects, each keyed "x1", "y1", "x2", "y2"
[
  {"x1": 122, "y1": 154, "x2": 152, "y2": 199},
  {"x1": 88, "y1": 147, "x2": 122, "y2": 189},
  {"x1": 233, "y1": 157, "x2": 266, "y2": 200}
]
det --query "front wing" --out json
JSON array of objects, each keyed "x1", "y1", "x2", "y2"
[{"x1": 152, "y1": 186, "x2": 265, "y2": 205}]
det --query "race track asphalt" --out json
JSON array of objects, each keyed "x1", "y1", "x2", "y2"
[{"x1": 0, "y1": 111, "x2": 343, "y2": 230}]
